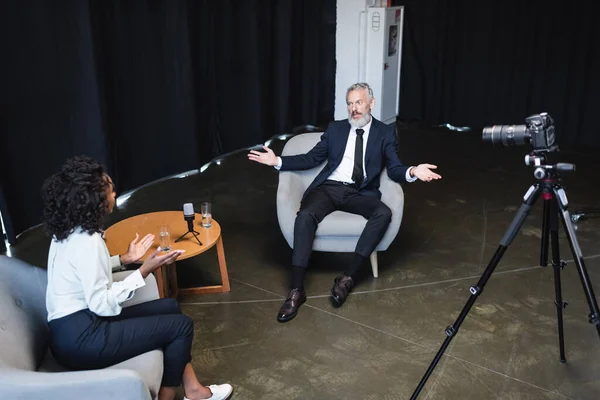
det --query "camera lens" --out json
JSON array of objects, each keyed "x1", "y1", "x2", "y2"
[{"x1": 482, "y1": 125, "x2": 529, "y2": 147}]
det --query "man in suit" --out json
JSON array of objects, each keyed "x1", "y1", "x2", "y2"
[{"x1": 248, "y1": 82, "x2": 441, "y2": 322}]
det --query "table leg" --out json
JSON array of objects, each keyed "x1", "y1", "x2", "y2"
[
  {"x1": 154, "y1": 266, "x2": 168, "y2": 299},
  {"x1": 216, "y1": 235, "x2": 230, "y2": 292},
  {"x1": 153, "y1": 262, "x2": 178, "y2": 299},
  {"x1": 168, "y1": 262, "x2": 179, "y2": 298},
  {"x1": 178, "y1": 234, "x2": 231, "y2": 295}
]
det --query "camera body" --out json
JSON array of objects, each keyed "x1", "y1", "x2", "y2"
[
  {"x1": 482, "y1": 112, "x2": 557, "y2": 152},
  {"x1": 525, "y1": 113, "x2": 557, "y2": 152}
]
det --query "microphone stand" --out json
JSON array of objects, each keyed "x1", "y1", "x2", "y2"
[{"x1": 175, "y1": 215, "x2": 202, "y2": 246}]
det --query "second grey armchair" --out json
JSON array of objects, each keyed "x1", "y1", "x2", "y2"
[{"x1": 276, "y1": 132, "x2": 405, "y2": 277}]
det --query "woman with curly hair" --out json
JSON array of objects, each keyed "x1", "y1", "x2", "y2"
[{"x1": 42, "y1": 156, "x2": 232, "y2": 400}]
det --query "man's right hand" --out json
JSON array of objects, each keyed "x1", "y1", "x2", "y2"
[
  {"x1": 247, "y1": 146, "x2": 279, "y2": 166},
  {"x1": 139, "y1": 248, "x2": 185, "y2": 278}
]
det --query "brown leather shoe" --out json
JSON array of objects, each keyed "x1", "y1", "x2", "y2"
[
  {"x1": 277, "y1": 288, "x2": 306, "y2": 322},
  {"x1": 331, "y1": 275, "x2": 354, "y2": 306}
]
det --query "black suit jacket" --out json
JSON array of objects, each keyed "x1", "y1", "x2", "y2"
[{"x1": 280, "y1": 118, "x2": 409, "y2": 200}]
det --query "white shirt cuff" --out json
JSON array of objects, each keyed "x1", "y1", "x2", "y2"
[
  {"x1": 122, "y1": 269, "x2": 146, "y2": 300},
  {"x1": 274, "y1": 156, "x2": 282, "y2": 170},
  {"x1": 406, "y1": 167, "x2": 418, "y2": 183}
]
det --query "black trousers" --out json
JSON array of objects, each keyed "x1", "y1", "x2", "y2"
[
  {"x1": 48, "y1": 298, "x2": 193, "y2": 387},
  {"x1": 292, "y1": 180, "x2": 392, "y2": 268}
]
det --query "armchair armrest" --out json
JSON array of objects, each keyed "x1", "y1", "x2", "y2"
[
  {"x1": 276, "y1": 171, "x2": 305, "y2": 248},
  {"x1": 0, "y1": 367, "x2": 151, "y2": 400},
  {"x1": 380, "y1": 169, "x2": 404, "y2": 214},
  {"x1": 113, "y1": 270, "x2": 159, "y2": 307},
  {"x1": 277, "y1": 171, "x2": 304, "y2": 208},
  {"x1": 376, "y1": 169, "x2": 405, "y2": 251}
]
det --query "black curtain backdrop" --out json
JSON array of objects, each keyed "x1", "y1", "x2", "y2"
[
  {"x1": 0, "y1": 0, "x2": 336, "y2": 240},
  {"x1": 393, "y1": 0, "x2": 600, "y2": 147}
]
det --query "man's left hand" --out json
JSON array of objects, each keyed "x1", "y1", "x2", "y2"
[
  {"x1": 121, "y1": 233, "x2": 155, "y2": 264},
  {"x1": 411, "y1": 164, "x2": 442, "y2": 182}
]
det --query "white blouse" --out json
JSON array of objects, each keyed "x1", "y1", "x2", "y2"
[{"x1": 46, "y1": 228, "x2": 146, "y2": 322}]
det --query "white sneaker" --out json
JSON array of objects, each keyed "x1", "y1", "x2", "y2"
[{"x1": 184, "y1": 383, "x2": 233, "y2": 400}]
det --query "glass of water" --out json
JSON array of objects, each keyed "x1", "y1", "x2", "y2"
[
  {"x1": 159, "y1": 224, "x2": 171, "y2": 251},
  {"x1": 201, "y1": 202, "x2": 212, "y2": 228}
]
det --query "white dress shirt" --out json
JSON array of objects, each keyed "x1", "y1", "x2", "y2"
[
  {"x1": 276, "y1": 119, "x2": 417, "y2": 183},
  {"x1": 328, "y1": 118, "x2": 372, "y2": 183},
  {"x1": 46, "y1": 227, "x2": 146, "y2": 322}
]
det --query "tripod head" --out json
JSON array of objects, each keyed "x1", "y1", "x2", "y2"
[{"x1": 524, "y1": 152, "x2": 576, "y2": 180}]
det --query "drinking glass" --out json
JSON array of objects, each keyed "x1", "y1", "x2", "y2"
[
  {"x1": 201, "y1": 202, "x2": 212, "y2": 228},
  {"x1": 159, "y1": 224, "x2": 171, "y2": 251}
]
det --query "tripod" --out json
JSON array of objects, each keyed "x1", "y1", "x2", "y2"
[
  {"x1": 175, "y1": 217, "x2": 203, "y2": 246},
  {"x1": 411, "y1": 153, "x2": 600, "y2": 399}
]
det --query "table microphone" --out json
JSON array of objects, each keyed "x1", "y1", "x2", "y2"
[
  {"x1": 175, "y1": 203, "x2": 203, "y2": 246},
  {"x1": 183, "y1": 203, "x2": 195, "y2": 232}
]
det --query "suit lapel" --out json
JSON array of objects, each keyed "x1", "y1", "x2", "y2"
[{"x1": 334, "y1": 121, "x2": 351, "y2": 165}]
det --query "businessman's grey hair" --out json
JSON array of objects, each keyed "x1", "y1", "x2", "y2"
[{"x1": 346, "y1": 83, "x2": 374, "y2": 102}]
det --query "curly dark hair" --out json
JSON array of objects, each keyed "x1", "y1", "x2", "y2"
[{"x1": 42, "y1": 155, "x2": 111, "y2": 241}]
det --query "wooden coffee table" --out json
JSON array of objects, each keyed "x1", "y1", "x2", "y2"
[{"x1": 105, "y1": 211, "x2": 230, "y2": 298}]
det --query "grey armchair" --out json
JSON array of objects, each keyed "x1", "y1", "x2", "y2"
[
  {"x1": 0, "y1": 255, "x2": 163, "y2": 400},
  {"x1": 276, "y1": 132, "x2": 404, "y2": 277}
]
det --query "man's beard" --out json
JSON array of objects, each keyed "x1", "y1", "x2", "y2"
[{"x1": 348, "y1": 112, "x2": 371, "y2": 128}]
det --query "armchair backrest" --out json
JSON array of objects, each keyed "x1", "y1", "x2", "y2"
[
  {"x1": 280, "y1": 132, "x2": 326, "y2": 190},
  {"x1": 0, "y1": 255, "x2": 49, "y2": 371}
]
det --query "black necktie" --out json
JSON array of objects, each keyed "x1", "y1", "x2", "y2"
[{"x1": 352, "y1": 129, "x2": 365, "y2": 188}]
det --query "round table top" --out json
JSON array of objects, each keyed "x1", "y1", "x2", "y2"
[{"x1": 104, "y1": 211, "x2": 221, "y2": 262}]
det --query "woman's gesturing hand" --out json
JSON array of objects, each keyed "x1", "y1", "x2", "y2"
[{"x1": 139, "y1": 248, "x2": 185, "y2": 278}]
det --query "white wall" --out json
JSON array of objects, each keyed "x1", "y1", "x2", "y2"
[{"x1": 335, "y1": 0, "x2": 374, "y2": 120}]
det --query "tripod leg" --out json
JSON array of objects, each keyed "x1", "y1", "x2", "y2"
[
  {"x1": 176, "y1": 230, "x2": 203, "y2": 246},
  {"x1": 175, "y1": 232, "x2": 189, "y2": 243},
  {"x1": 553, "y1": 187, "x2": 600, "y2": 337},
  {"x1": 411, "y1": 183, "x2": 541, "y2": 400},
  {"x1": 175, "y1": 231, "x2": 189, "y2": 243},
  {"x1": 192, "y1": 231, "x2": 203, "y2": 246},
  {"x1": 549, "y1": 197, "x2": 567, "y2": 362},
  {"x1": 540, "y1": 195, "x2": 551, "y2": 267}
]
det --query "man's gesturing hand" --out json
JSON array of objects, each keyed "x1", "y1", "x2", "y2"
[
  {"x1": 248, "y1": 146, "x2": 278, "y2": 166},
  {"x1": 411, "y1": 164, "x2": 442, "y2": 182}
]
